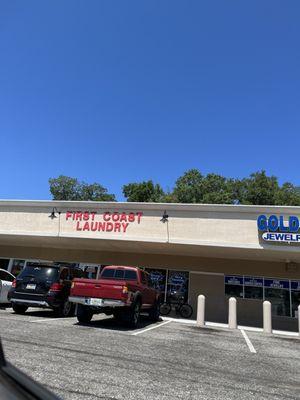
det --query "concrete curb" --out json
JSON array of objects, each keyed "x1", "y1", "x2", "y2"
[{"x1": 161, "y1": 317, "x2": 299, "y2": 337}]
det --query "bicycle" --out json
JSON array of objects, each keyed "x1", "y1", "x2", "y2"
[{"x1": 159, "y1": 299, "x2": 193, "y2": 319}]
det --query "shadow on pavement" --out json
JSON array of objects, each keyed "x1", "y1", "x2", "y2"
[
  {"x1": 9, "y1": 309, "x2": 64, "y2": 318},
  {"x1": 75, "y1": 314, "x2": 163, "y2": 332}
]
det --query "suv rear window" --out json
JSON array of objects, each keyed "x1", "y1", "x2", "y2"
[
  {"x1": 101, "y1": 269, "x2": 137, "y2": 281},
  {"x1": 18, "y1": 266, "x2": 59, "y2": 282}
]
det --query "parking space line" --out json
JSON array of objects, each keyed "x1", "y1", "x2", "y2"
[
  {"x1": 132, "y1": 320, "x2": 172, "y2": 336},
  {"x1": 30, "y1": 317, "x2": 76, "y2": 323},
  {"x1": 241, "y1": 329, "x2": 257, "y2": 354}
]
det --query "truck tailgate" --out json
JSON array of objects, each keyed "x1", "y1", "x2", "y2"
[{"x1": 71, "y1": 278, "x2": 129, "y2": 300}]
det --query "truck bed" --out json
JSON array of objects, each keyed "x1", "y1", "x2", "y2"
[{"x1": 71, "y1": 278, "x2": 135, "y2": 301}]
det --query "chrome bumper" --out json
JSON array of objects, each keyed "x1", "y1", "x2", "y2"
[
  {"x1": 10, "y1": 299, "x2": 49, "y2": 307},
  {"x1": 69, "y1": 296, "x2": 126, "y2": 308}
]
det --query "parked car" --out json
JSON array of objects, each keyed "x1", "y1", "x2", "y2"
[
  {"x1": 0, "y1": 269, "x2": 15, "y2": 306},
  {"x1": 8, "y1": 263, "x2": 84, "y2": 317},
  {"x1": 69, "y1": 266, "x2": 161, "y2": 327}
]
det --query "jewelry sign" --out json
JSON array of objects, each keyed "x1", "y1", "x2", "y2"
[
  {"x1": 65, "y1": 211, "x2": 143, "y2": 233},
  {"x1": 257, "y1": 214, "x2": 300, "y2": 243}
]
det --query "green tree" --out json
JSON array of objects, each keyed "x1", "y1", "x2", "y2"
[
  {"x1": 275, "y1": 182, "x2": 300, "y2": 206},
  {"x1": 160, "y1": 191, "x2": 177, "y2": 203},
  {"x1": 226, "y1": 178, "x2": 248, "y2": 204},
  {"x1": 202, "y1": 173, "x2": 233, "y2": 204},
  {"x1": 49, "y1": 176, "x2": 80, "y2": 201},
  {"x1": 173, "y1": 169, "x2": 204, "y2": 203},
  {"x1": 79, "y1": 182, "x2": 116, "y2": 201},
  {"x1": 242, "y1": 170, "x2": 279, "y2": 205},
  {"x1": 49, "y1": 175, "x2": 115, "y2": 201},
  {"x1": 123, "y1": 181, "x2": 165, "y2": 202}
]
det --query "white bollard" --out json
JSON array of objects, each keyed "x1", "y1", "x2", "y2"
[
  {"x1": 228, "y1": 297, "x2": 237, "y2": 329},
  {"x1": 263, "y1": 300, "x2": 272, "y2": 334},
  {"x1": 197, "y1": 295, "x2": 205, "y2": 327},
  {"x1": 298, "y1": 305, "x2": 300, "y2": 336}
]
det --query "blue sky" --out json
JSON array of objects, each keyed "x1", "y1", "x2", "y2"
[{"x1": 0, "y1": 1, "x2": 299, "y2": 200}]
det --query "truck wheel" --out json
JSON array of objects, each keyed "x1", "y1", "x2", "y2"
[
  {"x1": 76, "y1": 304, "x2": 93, "y2": 324},
  {"x1": 12, "y1": 304, "x2": 28, "y2": 314},
  {"x1": 148, "y1": 301, "x2": 160, "y2": 322},
  {"x1": 127, "y1": 300, "x2": 141, "y2": 328}
]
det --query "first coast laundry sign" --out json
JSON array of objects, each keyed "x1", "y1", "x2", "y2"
[{"x1": 65, "y1": 211, "x2": 143, "y2": 233}]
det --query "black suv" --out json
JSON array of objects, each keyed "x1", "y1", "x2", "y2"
[{"x1": 8, "y1": 263, "x2": 83, "y2": 317}]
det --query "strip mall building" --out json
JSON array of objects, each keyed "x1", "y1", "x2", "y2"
[{"x1": 0, "y1": 200, "x2": 299, "y2": 331}]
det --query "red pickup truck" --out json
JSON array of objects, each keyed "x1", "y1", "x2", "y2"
[{"x1": 69, "y1": 266, "x2": 161, "y2": 327}]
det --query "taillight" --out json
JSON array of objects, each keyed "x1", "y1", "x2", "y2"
[
  {"x1": 49, "y1": 282, "x2": 63, "y2": 292},
  {"x1": 12, "y1": 279, "x2": 16, "y2": 288},
  {"x1": 71, "y1": 282, "x2": 74, "y2": 289},
  {"x1": 122, "y1": 286, "x2": 129, "y2": 294}
]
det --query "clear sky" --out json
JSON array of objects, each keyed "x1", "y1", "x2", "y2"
[{"x1": 0, "y1": 1, "x2": 299, "y2": 200}]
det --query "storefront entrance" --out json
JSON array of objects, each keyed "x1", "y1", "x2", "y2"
[{"x1": 145, "y1": 268, "x2": 190, "y2": 317}]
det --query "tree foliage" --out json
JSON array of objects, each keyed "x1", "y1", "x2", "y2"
[
  {"x1": 242, "y1": 171, "x2": 279, "y2": 205},
  {"x1": 49, "y1": 175, "x2": 115, "y2": 201},
  {"x1": 161, "y1": 169, "x2": 300, "y2": 206},
  {"x1": 173, "y1": 169, "x2": 204, "y2": 203},
  {"x1": 122, "y1": 181, "x2": 164, "y2": 202},
  {"x1": 49, "y1": 170, "x2": 300, "y2": 206}
]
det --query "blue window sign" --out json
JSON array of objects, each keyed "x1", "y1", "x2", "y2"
[
  {"x1": 150, "y1": 272, "x2": 162, "y2": 282},
  {"x1": 291, "y1": 281, "x2": 300, "y2": 291},
  {"x1": 169, "y1": 274, "x2": 186, "y2": 284},
  {"x1": 225, "y1": 276, "x2": 243, "y2": 285},
  {"x1": 244, "y1": 277, "x2": 263, "y2": 287},
  {"x1": 264, "y1": 279, "x2": 289, "y2": 289}
]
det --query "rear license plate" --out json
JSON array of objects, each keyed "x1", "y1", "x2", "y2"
[
  {"x1": 90, "y1": 298, "x2": 103, "y2": 306},
  {"x1": 26, "y1": 284, "x2": 36, "y2": 290}
]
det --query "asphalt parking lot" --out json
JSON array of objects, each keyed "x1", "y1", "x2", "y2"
[{"x1": 0, "y1": 308, "x2": 299, "y2": 400}]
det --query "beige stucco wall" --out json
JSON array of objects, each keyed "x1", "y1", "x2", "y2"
[
  {"x1": 0, "y1": 201, "x2": 295, "y2": 247},
  {"x1": 0, "y1": 200, "x2": 300, "y2": 271},
  {"x1": 189, "y1": 273, "x2": 227, "y2": 322}
]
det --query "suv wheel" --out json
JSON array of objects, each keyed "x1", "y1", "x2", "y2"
[
  {"x1": 76, "y1": 304, "x2": 93, "y2": 324},
  {"x1": 12, "y1": 304, "x2": 28, "y2": 314},
  {"x1": 55, "y1": 300, "x2": 74, "y2": 318}
]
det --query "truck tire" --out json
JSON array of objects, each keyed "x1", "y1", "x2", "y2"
[
  {"x1": 148, "y1": 301, "x2": 160, "y2": 322},
  {"x1": 12, "y1": 304, "x2": 28, "y2": 314},
  {"x1": 127, "y1": 300, "x2": 141, "y2": 328},
  {"x1": 76, "y1": 304, "x2": 93, "y2": 324}
]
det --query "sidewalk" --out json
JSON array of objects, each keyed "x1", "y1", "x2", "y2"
[{"x1": 162, "y1": 316, "x2": 300, "y2": 337}]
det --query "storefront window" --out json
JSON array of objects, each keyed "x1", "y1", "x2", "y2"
[
  {"x1": 224, "y1": 275, "x2": 299, "y2": 318},
  {"x1": 264, "y1": 289, "x2": 290, "y2": 317},
  {"x1": 264, "y1": 279, "x2": 290, "y2": 317},
  {"x1": 166, "y1": 270, "x2": 189, "y2": 303},
  {"x1": 225, "y1": 276, "x2": 243, "y2": 298},
  {"x1": 0, "y1": 258, "x2": 10, "y2": 270},
  {"x1": 244, "y1": 276, "x2": 263, "y2": 299},
  {"x1": 145, "y1": 268, "x2": 167, "y2": 299},
  {"x1": 145, "y1": 268, "x2": 190, "y2": 304},
  {"x1": 291, "y1": 281, "x2": 300, "y2": 318},
  {"x1": 10, "y1": 259, "x2": 25, "y2": 276}
]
